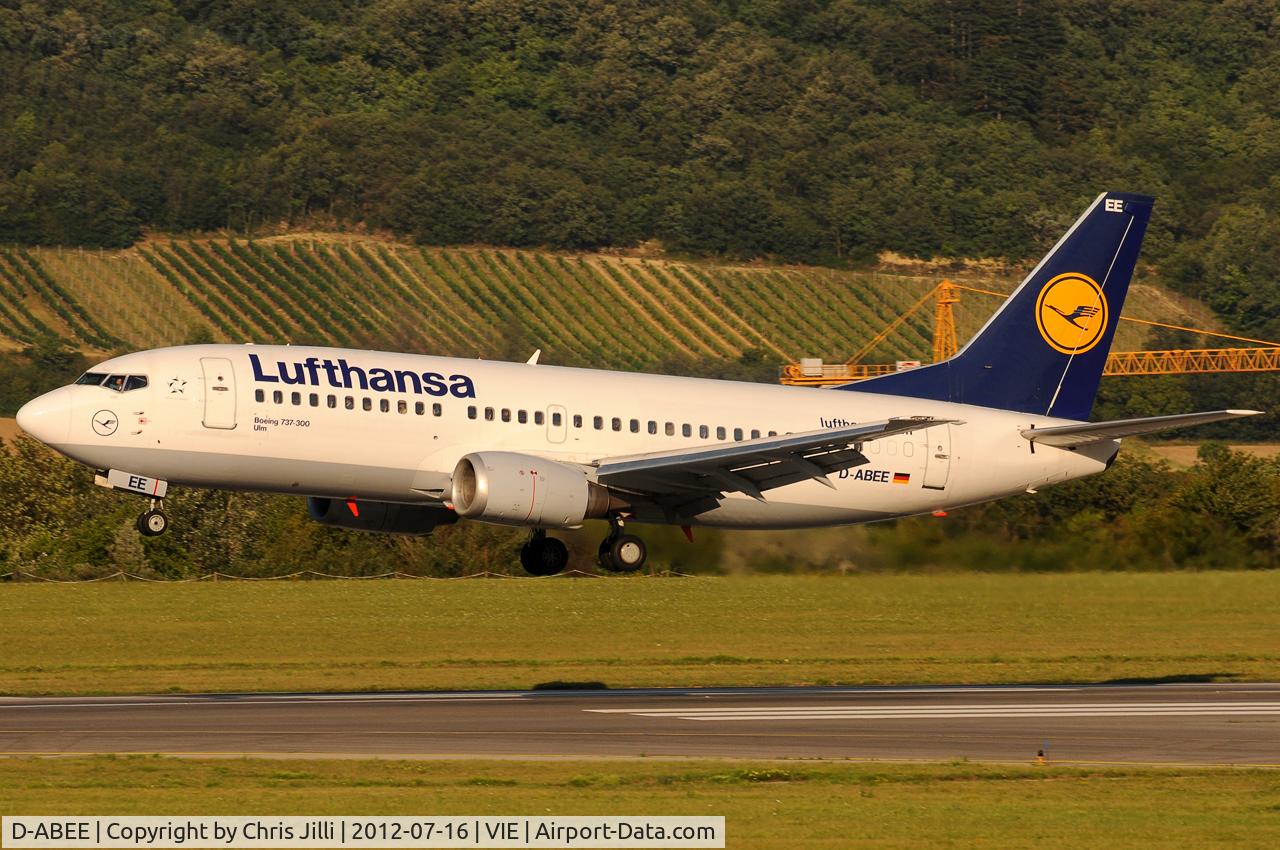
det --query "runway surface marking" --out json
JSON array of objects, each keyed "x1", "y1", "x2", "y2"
[
  {"x1": 694, "y1": 687, "x2": 1080, "y2": 694},
  {"x1": 587, "y1": 701, "x2": 1280, "y2": 720},
  {"x1": 2, "y1": 685, "x2": 1278, "y2": 764}
]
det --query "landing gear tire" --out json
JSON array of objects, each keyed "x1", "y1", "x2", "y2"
[
  {"x1": 598, "y1": 533, "x2": 647, "y2": 573},
  {"x1": 137, "y1": 509, "x2": 168, "y2": 537},
  {"x1": 520, "y1": 533, "x2": 569, "y2": 576}
]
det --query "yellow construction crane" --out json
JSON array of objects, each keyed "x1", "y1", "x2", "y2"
[{"x1": 780, "y1": 279, "x2": 1280, "y2": 387}]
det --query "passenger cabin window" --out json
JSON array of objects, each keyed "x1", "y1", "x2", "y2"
[
  {"x1": 501, "y1": 408, "x2": 511, "y2": 423},
  {"x1": 397, "y1": 400, "x2": 407, "y2": 414},
  {"x1": 415, "y1": 401, "x2": 425, "y2": 415},
  {"x1": 665, "y1": 422, "x2": 675, "y2": 436},
  {"x1": 647, "y1": 420, "x2": 657, "y2": 435},
  {"x1": 255, "y1": 389, "x2": 264, "y2": 402},
  {"x1": 716, "y1": 427, "x2": 726, "y2": 440},
  {"x1": 535, "y1": 411, "x2": 545, "y2": 426},
  {"x1": 345, "y1": 396, "x2": 354, "y2": 410},
  {"x1": 362, "y1": 398, "x2": 372, "y2": 411},
  {"x1": 734, "y1": 428, "x2": 743, "y2": 441},
  {"x1": 380, "y1": 399, "x2": 390, "y2": 413},
  {"x1": 594, "y1": 416, "x2": 603, "y2": 430},
  {"x1": 751, "y1": 429, "x2": 760, "y2": 439},
  {"x1": 699, "y1": 425, "x2": 709, "y2": 439},
  {"x1": 327, "y1": 395, "x2": 337, "y2": 409},
  {"x1": 573, "y1": 415, "x2": 582, "y2": 428},
  {"x1": 552, "y1": 412, "x2": 563, "y2": 427},
  {"x1": 468, "y1": 406, "x2": 477, "y2": 419},
  {"x1": 517, "y1": 410, "x2": 527, "y2": 424},
  {"x1": 291, "y1": 392, "x2": 301, "y2": 405},
  {"x1": 309, "y1": 393, "x2": 319, "y2": 407},
  {"x1": 612, "y1": 417, "x2": 622, "y2": 432},
  {"x1": 433, "y1": 403, "x2": 442, "y2": 417},
  {"x1": 273, "y1": 390, "x2": 283, "y2": 404},
  {"x1": 629, "y1": 419, "x2": 640, "y2": 433},
  {"x1": 682, "y1": 424, "x2": 691, "y2": 437}
]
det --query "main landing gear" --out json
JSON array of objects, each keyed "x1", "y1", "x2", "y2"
[
  {"x1": 517, "y1": 518, "x2": 650, "y2": 576},
  {"x1": 598, "y1": 517, "x2": 647, "y2": 573},
  {"x1": 520, "y1": 530, "x2": 570, "y2": 576},
  {"x1": 136, "y1": 499, "x2": 168, "y2": 537}
]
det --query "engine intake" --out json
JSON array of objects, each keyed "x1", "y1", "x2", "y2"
[
  {"x1": 306, "y1": 497, "x2": 457, "y2": 536},
  {"x1": 451, "y1": 452, "x2": 621, "y2": 528}
]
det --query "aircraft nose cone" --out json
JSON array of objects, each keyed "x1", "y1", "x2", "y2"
[{"x1": 16, "y1": 387, "x2": 73, "y2": 446}]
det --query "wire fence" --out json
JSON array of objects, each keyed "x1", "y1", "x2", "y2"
[{"x1": 0, "y1": 569, "x2": 701, "y2": 583}]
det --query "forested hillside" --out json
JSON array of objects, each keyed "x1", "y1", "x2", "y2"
[
  {"x1": 2, "y1": 1, "x2": 1279, "y2": 341},
  {"x1": 1, "y1": 1, "x2": 1279, "y2": 577}
]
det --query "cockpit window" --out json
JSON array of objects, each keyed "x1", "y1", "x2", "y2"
[{"x1": 79, "y1": 373, "x2": 148, "y2": 392}]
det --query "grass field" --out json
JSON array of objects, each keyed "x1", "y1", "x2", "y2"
[
  {"x1": 6, "y1": 574, "x2": 1278, "y2": 847},
  {"x1": 0, "y1": 237, "x2": 1207, "y2": 365},
  {"x1": 1, "y1": 573, "x2": 1276, "y2": 696},
  {"x1": 1, "y1": 757, "x2": 1277, "y2": 849}
]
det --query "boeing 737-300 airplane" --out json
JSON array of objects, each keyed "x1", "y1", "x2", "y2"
[{"x1": 16, "y1": 193, "x2": 1262, "y2": 574}]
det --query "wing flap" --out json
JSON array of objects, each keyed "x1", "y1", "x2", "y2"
[{"x1": 1022, "y1": 409, "x2": 1262, "y2": 447}]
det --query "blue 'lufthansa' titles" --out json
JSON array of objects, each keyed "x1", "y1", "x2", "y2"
[{"x1": 249, "y1": 353, "x2": 476, "y2": 398}]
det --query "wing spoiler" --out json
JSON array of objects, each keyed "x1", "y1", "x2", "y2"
[{"x1": 1021, "y1": 409, "x2": 1263, "y2": 448}]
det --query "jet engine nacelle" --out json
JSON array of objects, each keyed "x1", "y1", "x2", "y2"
[
  {"x1": 451, "y1": 451, "x2": 617, "y2": 528},
  {"x1": 306, "y1": 497, "x2": 458, "y2": 536}
]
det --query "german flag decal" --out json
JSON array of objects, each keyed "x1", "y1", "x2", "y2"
[{"x1": 892, "y1": 472, "x2": 910, "y2": 485}]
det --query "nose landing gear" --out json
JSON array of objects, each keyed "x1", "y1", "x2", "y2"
[
  {"x1": 598, "y1": 517, "x2": 647, "y2": 573},
  {"x1": 94, "y1": 470, "x2": 172, "y2": 537},
  {"x1": 136, "y1": 499, "x2": 168, "y2": 536}
]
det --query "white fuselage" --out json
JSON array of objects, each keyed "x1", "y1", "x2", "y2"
[{"x1": 20, "y1": 344, "x2": 1119, "y2": 528}]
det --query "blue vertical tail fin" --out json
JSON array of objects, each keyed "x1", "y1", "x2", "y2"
[{"x1": 844, "y1": 192, "x2": 1154, "y2": 420}]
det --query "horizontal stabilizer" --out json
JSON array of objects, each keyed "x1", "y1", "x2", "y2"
[{"x1": 1022, "y1": 410, "x2": 1263, "y2": 448}]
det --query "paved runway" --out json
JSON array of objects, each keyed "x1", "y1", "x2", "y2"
[{"x1": 2, "y1": 683, "x2": 1279, "y2": 765}]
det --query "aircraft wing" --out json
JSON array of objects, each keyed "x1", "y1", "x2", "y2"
[
  {"x1": 1021, "y1": 409, "x2": 1263, "y2": 448},
  {"x1": 594, "y1": 417, "x2": 956, "y2": 504}
]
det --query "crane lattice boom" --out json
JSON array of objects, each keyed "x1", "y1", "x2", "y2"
[{"x1": 781, "y1": 279, "x2": 1280, "y2": 387}]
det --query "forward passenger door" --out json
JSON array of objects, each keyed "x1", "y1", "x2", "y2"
[{"x1": 201, "y1": 357, "x2": 237, "y2": 430}]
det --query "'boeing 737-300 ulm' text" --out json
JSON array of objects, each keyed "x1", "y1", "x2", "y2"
[{"x1": 16, "y1": 193, "x2": 1262, "y2": 573}]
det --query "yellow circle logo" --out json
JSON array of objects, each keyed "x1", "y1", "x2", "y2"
[{"x1": 1035, "y1": 273, "x2": 1108, "y2": 354}]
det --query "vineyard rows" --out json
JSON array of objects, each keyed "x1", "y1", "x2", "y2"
[{"x1": 0, "y1": 238, "x2": 1181, "y2": 369}]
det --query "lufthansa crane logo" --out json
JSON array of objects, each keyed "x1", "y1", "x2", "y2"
[
  {"x1": 91, "y1": 410, "x2": 118, "y2": 437},
  {"x1": 1035, "y1": 272, "x2": 1108, "y2": 355}
]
